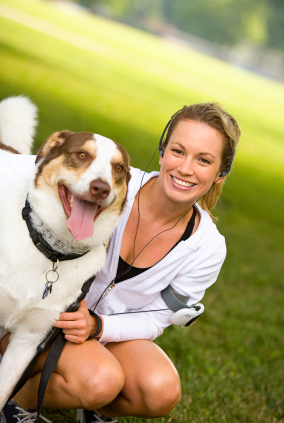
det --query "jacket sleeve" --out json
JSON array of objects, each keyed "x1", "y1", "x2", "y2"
[
  {"x1": 0, "y1": 151, "x2": 35, "y2": 187},
  {"x1": 99, "y1": 295, "x2": 172, "y2": 343},
  {"x1": 99, "y1": 236, "x2": 226, "y2": 343}
]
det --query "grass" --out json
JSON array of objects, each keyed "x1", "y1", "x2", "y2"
[{"x1": 0, "y1": 0, "x2": 284, "y2": 421}]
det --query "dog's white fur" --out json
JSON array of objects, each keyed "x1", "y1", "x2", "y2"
[
  {"x1": 0, "y1": 98, "x2": 129, "y2": 409},
  {"x1": 0, "y1": 96, "x2": 37, "y2": 154}
]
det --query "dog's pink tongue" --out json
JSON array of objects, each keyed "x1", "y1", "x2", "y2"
[{"x1": 67, "y1": 197, "x2": 98, "y2": 241}]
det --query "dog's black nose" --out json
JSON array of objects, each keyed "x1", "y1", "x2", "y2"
[{"x1": 90, "y1": 179, "x2": 111, "y2": 200}]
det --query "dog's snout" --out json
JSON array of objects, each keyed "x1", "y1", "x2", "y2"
[{"x1": 90, "y1": 179, "x2": 111, "y2": 200}]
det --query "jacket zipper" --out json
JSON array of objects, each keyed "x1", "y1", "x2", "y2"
[{"x1": 102, "y1": 281, "x2": 116, "y2": 297}]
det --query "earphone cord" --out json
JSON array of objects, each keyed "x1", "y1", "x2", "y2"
[
  {"x1": 131, "y1": 146, "x2": 159, "y2": 266},
  {"x1": 92, "y1": 147, "x2": 160, "y2": 311}
]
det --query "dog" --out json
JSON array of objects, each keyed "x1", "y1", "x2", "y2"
[{"x1": 0, "y1": 97, "x2": 130, "y2": 410}]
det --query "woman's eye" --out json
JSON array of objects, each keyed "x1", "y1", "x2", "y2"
[
  {"x1": 77, "y1": 152, "x2": 86, "y2": 160},
  {"x1": 199, "y1": 158, "x2": 211, "y2": 165},
  {"x1": 172, "y1": 149, "x2": 183, "y2": 155}
]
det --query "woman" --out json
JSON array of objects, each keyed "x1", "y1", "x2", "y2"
[{"x1": 0, "y1": 102, "x2": 241, "y2": 423}]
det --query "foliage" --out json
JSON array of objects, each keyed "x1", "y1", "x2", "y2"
[
  {"x1": 0, "y1": 0, "x2": 284, "y2": 421},
  {"x1": 77, "y1": 0, "x2": 284, "y2": 50},
  {"x1": 161, "y1": 0, "x2": 267, "y2": 46},
  {"x1": 266, "y1": 0, "x2": 284, "y2": 49}
]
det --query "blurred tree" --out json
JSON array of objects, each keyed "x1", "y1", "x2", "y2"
[
  {"x1": 266, "y1": 0, "x2": 284, "y2": 50},
  {"x1": 75, "y1": 0, "x2": 284, "y2": 51},
  {"x1": 162, "y1": 0, "x2": 268, "y2": 46},
  {"x1": 77, "y1": 0, "x2": 104, "y2": 7},
  {"x1": 103, "y1": 0, "x2": 164, "y2": 31},
  {"x1": 243, "y1": 4, "x2": 267, "y2": 45}
]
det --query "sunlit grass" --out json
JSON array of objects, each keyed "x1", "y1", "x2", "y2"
[{"x1": 0, "y1": 0, "x2": 284, "y2": 421}]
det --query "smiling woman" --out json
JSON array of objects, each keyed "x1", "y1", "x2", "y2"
[
  {"x1": 160, "y1": 103, "x2": 241, "y2": 220},
  {"x1": 159, "y1": 120, "x2": 224, "y2": 210},
  {"x1": 0, "y1": 102, "x2": 241, "y2": 423}
]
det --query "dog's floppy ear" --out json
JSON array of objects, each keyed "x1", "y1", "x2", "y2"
[
  {"x1": 126, "y1": 165, "x2": 131, "y2": 184},
  {"x1": 36, "y1": 130, "x2": 72, "y2": 163}
]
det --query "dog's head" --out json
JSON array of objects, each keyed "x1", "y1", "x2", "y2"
[{"x1": 32, "y1": 131, "x2": 130, "y2": 244}]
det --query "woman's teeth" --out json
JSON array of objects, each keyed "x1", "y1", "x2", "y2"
[{"x1": 172, "y1": 176, "x2": 195, "y2": 187}]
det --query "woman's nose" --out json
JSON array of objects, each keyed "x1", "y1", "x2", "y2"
[{"x1": 178, "y1": 157, "x2": 194, "y2": 175}]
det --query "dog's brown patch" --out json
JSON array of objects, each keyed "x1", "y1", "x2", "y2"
[
  {"x1": 110, "y1": 148, "x2": 130, "y2": 215},
  {"x1": 62, "y1": 139, "x2": 97, "y2": 170},
  {"x1": 0, "y1": 142, "x2": 20, "y2": 154},
  {"x1": 112, "y1": 143, "x2": 131, "y2": 212},
  {"x1": 35, "y1": 132, "x2": 96, "y2": 187}
]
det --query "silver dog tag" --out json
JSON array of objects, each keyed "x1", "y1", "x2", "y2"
[{"x1": 43, "y1": 260, "x2": 59, "y2": 299}]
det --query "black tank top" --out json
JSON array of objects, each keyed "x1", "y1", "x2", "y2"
[{"x1": 115, "y1": 207, "x2": 196, "y2": 283}]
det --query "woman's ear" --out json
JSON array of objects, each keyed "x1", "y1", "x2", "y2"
[{"x1": 215, "y1": 175, "x2": 226, "y2": 184}]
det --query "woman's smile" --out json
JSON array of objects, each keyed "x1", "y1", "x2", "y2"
[{"x1": 170, "y1": 175, "x2": 196, "y2": 189}]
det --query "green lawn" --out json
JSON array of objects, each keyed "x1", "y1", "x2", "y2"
[{"x1": 0, "y1": 0, "x2": 284, "y2": 422}]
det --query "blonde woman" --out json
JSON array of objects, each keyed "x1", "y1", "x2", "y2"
[{"x1": 1, "y1": 103, "x2": 241, "y2": 423}]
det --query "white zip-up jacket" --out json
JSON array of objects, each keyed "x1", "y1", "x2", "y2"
[
  {"x1": 0, "y1": 152, "x2": 226, "y2": 344},
  {"x1": 88, "y1": 167, "x2": 226, "y2": 343}
]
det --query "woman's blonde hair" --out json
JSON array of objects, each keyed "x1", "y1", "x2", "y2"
[{"x1": 161, "y1": 103, "x2": 241, "y2": 221}]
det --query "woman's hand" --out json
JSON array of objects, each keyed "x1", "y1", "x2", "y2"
[{"x1": 53, "y1": 300, "x2": 100, "y2": 344}]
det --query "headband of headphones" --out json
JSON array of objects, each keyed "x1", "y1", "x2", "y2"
[
  {"x1": 158, "y1": 110, "x2": 235, "y2": 178},
  {"x1": 158, "y1": 110, "x2": 181, "y2": 157}
]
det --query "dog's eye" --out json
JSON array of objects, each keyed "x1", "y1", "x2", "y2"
[
  {"x1": 116, "y1": 165, "x2": 124, "y2": 172},
  {"x1": 77, "y1": 152, "x2": 86, "y2": 160}
]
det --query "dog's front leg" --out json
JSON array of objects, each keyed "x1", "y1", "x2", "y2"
[
  {"x1": 0, "y1": 309, "x2": 58, "y2": 411},
  {"x1": 0, "y1": 329, "x2": 47, "y2": 410}
]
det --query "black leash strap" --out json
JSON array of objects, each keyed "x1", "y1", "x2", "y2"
[
  {"x1": 35, "y1": 275, "x2": 95, "y2": 422},
  {"x1": 36, "y1": 331, "x2": 66, "y2": 423},
  {"x1": 8, "y1": 352, "x2": 41, "y2": 403}
]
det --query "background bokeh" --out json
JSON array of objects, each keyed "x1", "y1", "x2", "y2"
[{"x1": 0, "y1": 0, "x2": 283, "y2": 422}]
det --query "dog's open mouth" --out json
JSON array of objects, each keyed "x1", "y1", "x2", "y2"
[{"x1": 59, "y1": 185, "x2": 104, "y2": 241}]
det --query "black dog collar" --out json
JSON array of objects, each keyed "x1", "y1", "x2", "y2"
[{"x1": 22, "y1": 197, "x2": 90, "y2": 263}]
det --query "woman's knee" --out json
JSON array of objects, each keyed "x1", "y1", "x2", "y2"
[
  {"x1": 139, "y1": 369, "x2": 181, "y2": 417},
  {"x1": 78, "y1": 359, "x2": 125, "y2": 410}
]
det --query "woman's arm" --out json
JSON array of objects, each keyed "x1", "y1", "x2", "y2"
[{"x1": 99, "y1": 235, "x2": 227, "y2": 343}]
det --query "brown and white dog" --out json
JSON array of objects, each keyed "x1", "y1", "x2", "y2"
[{"x1": 0, "y1": 97, "x2": 130, "y2": 410}]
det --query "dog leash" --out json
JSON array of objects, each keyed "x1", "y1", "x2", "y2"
[{"x1": 7, "y1": 275, "x2": 96, "y2": 422}]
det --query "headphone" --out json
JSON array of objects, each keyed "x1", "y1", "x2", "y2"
[
  {"x1": 158, "y1": 110, "x2": 235, "y2": 178},
  {"x1": 158, "y1": 110, "x2": 181, "y2": 157}
]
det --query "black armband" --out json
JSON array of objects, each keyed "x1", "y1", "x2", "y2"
[{"x1": 88, "y1": 309, "x2": 103, "y2": 340}]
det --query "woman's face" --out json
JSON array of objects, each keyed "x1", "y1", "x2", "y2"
[{"x1": 158, "y1": 119, "x2": 224, "y2": 205}]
